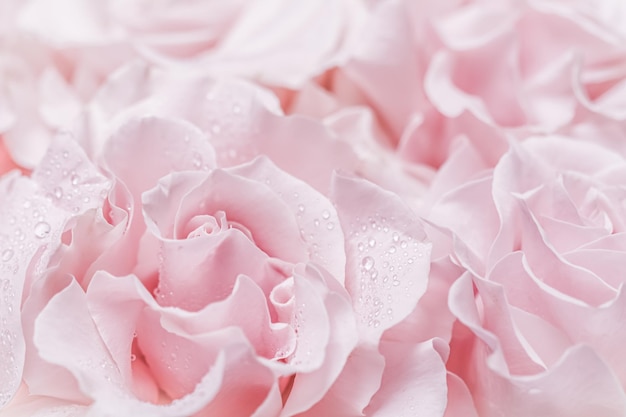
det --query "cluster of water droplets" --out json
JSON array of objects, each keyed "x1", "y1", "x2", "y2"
[
  {"x1": 36, "y1": 145, "x2": 110, "y2": 215},
  {"x1": 295, "y1": 201, "x2": 338, "y2": 264},
  {"x1": 204, "y1": 88, "x2": 259, "y2": 167},
  {"x1": 0, "y1": 181, "x2": 61, "y2": 406},
  {"x1": 159, "y1": 339, "x2": 193, "y2": 374},
  {"x1": 288, "y1": 301, "x2": 313, "y2": 367},
  {"x1": 0, "y1": 142, "x2": 112, "y2": 407},
  {"x1": 78, "y1": 356, "x2": 124, "y2": 390},
  {"x1": 251, "y1": 164, "x2": 344, "y2": 278},
  {"x1": 349, "y1": 213, "x2": 429, "y2": 330}
]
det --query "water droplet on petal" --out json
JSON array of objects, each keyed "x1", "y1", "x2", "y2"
[
  {"x1": 368, "y1": 238, "x2": 376, "y2": 248},
  {"x1": 326, "y1": 222, "x2": 334, "y2": 230},
  {"x1": 1, "y1": 249, "x2": 13, "y2": 262},
  {"x1": 362, "y1": 256, "x2": 375, "y2": 271},
  {"x1": 130, "y1": 354, "x2": 136, "y2": 362},
  {"x1": 70, "y1": 174, "x2": 80, "y2": 186},
  {"x1": 297, "y1": 204, "x2": 305, "y2": 213},
  {"x1": 321, "y1": 210, "x2": 330, "y2": 220},
  {"x1": 34, "y1": 222, "x2": 51, "y2": 239},
  {"x1": 192, "y1": 153, "x2": 202, "y2": 169}
]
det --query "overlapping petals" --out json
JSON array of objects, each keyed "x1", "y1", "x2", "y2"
[{"x1": 424, "y1": 136, "x2": 626, "y2": 415}]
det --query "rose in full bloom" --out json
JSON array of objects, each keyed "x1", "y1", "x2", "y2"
[
  {"x1": 421, "y1": 136, "x2": 626, "y2": 416},
  {"x1": 0, "y1": 92, "x2": 449, "y2": 415}
]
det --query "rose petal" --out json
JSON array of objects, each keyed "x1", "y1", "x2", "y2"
[
  {"x1": 231, "y1": 156, "x2": 346, "y2": 280},
  {"x1": 332, "y1": 172, "x2": 431, "y2": 342},
  {"x1": 449, "y1": 273, "x2": 626, "y2": 416},
  {"x1": 443, "y1": 372, "x2": 479, "y2": 417},
  {"x1": 103, "y1": 116, "x2": 216, "y2": 201},
  {"x1": 278, "y1": 264, "x2": 358, "y2": 416},
  {"x1": 364, "y1": 338, "x2": 448, "y2": 417},
  {"x1": 297, "y1": 344, "x2": 385, "y2": 417}
]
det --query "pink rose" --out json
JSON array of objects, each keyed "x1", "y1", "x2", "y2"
[
  {"x1": 1, "y1": 111, "x2": 441, "y2": 415},
  {"x1": 278, "y1": 0, "x2": 626, "y2": 169},
  {"x1": 423, "y1": 136, "x2": 626, "y2": 416}
]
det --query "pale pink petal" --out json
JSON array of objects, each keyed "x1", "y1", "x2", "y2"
[
  {"x1": 297, "y1": 344, "x2": 385, "y2": 417},
  {"x1": 103, "y1": 116, "x2": 216, "y2": 200},
  {"x1": 517, "y1": 198, "x2": 616, "y2": 304},
  {"x1": 231, "y1": 157, "x2": 346, "y2": 280},
  {"x1": 159, "y1": 275, "x2": 295, "y2": 360},
  {"x1": 424, "y1": 51, "x2": 493, "y2": 122},
  {"x1": 33, "y1": 279, "x2": 124, "y2": 400},
  {"x1": 427, "y1": 176, "x2": 498, "y2": 276},
  {"x1": 87, "y1": 272, "x2": 279, "y2": 414},
  {"x1": 279, "y1": 264, "x2": 358, "y2": 416},
  {"x1": 449, "y1": 274, "x2": 626, "y2": 417},
  {"x1": 343, "y1": 0, "x2": 425, "y2": 139},
  {"x1": 490, "y1": 251, "x2": 626, "y2": 387},
  {"x1": 332, "y1": 172, "x2": 431, "y2": 342},
  {"x1": 0, "y1": 172, "x2": 75, "y2": 406},
  {"x1": 383, "y1": 257, "x2": 461, "y2": 345},
  {"x1": 443, "y1": 372, "x2": 479, "y2": 417},
  {"x1": 160, "y1": 233, "x2": 281, "y2": 311},
  {"x1": 197, "y1": 0, "x2": 349, "y2": 88},
  {"x1": 38, "y1": 68, "x2": 82, "y2": 130},
  {"x1": 22, "y1": 273, "x2": 86, "y2": 403},
  {"x1": 364, "y1": 338, "x2": 448, "y2": 417},
  {"x1": 32, "y1": 135, "x2": 110, "y2": 214},
  {"x1": 433, "y1": 3, "x2": 519, "y2": 51},
  {"x1": 1, "y1": 393, "x2": 88, "y2": 417}
]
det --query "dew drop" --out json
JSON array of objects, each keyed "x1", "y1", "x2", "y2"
[
  {"x1": 130, "y1": 354, "x2": 137, "y2": 362},
  {"x1": 321, "y1": 210, "x2": 330, "y2": 220},
  {"x1": 313, "y1": 219, "x2": 320, "y2": 227},
  {"x1": 70, "y1": 174, "x2": 80, "y2": 186},
  {"x1": 368, "y1": 238, "x2": 376, "y2": 248},
  {"x1": 192, "y1": 153, "x2": 203, "y2": 169},
  {"x1": 392, "y1": 232, "x2": 399, "y2": 243},
  {"x1": 34, "y1": 222, "x2": 51, "y2": 239},
  {"x1": 357, "y1": 242, "x2": 365, "y2": 252},
  {"x1": 370, "y1": 268, "x2": 378, "y2": 280},
  {"x1": 326, "y1": 222, "x2": 334, "y2": 230},
  {"x1": 388, "y1": 246, "x2": 397, "y2": 254},
  {"x1": 1, "y1": 249, "x2": 14, "y2": 262},
  {"x1": 361, "y1": 256, "x2": 375, "y2": 271},
  {"x1": 297, "y1": 204, "x2": 305, "y2": 213}
]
